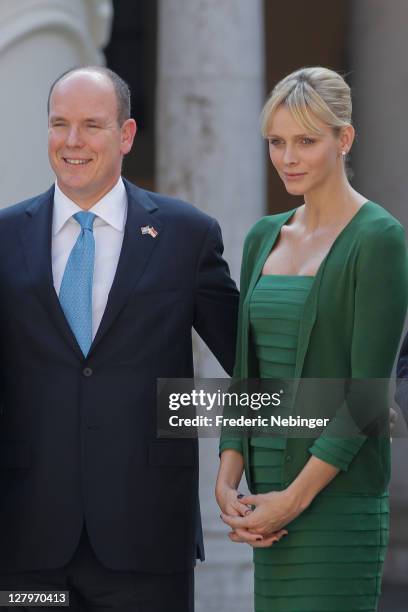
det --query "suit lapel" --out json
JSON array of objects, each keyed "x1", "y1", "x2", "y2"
[
  {"x1": 89, "y1": 180, "x2": 163, "y2": 354},
  {"x1": 19, "y1": 185, "x2": 84, "y2": 359}
]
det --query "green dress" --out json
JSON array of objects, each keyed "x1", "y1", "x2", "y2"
[{"x1": 249, "y1": 274, "x2": 388, "y2": 612}]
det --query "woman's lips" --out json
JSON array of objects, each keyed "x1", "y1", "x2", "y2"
[{"x1": 284, "y1": 172, "x2": 307, "y2": 180}]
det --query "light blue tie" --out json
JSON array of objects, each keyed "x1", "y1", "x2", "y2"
[{"x1": 59, "y1": 211, "x2": 96, "y2": 356}]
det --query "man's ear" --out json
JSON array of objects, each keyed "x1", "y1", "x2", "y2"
[{"x1": 121, "y1": 119, "x2": 137, "y2": 155}]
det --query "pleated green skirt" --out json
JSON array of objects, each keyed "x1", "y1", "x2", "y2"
[{"x1": 249, "y1": 275, "x2": 388, "y2": 612}]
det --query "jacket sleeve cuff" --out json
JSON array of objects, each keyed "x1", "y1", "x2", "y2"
[
  {"x1": 219, "y1": 439, "x2": 243, "y2": 456},
  {"x1": 309, "y1": 436, "x2": 366, "y2": 472}
]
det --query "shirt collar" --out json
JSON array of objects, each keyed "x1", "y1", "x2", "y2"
[{"x1": 52, "y1": 178, "x2": 127, "y2": 236}]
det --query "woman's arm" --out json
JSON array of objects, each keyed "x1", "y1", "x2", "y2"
[
  {"x1": 216, "y1": 449, "x2": 245, "y2": 499},
  {"x1": 221, "y1": 455, "x2": 339, "y2": 542},
  {"x1": 310, "y1": 221, "x2": 408, "y2": 469},
  {"x1": 216, "y1": 449, "x2": 265, "y2": 544}
]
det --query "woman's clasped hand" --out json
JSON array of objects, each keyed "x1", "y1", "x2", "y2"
[{"x1": 219, "y1": 489, "x2": 292, "y2": 548}]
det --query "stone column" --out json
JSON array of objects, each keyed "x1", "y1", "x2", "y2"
[
  {"x1": 0, "y1": 0, "x2": 113, "y2": 208},
  {"x1": 156, "y1": 0, "x2": 266, "y2": 290},
  {"x1": 156, "y1": 2, "x2": 265, "y2": 610},
  {"x1": 351, "y1": 0, "x2": 408, "y2": 588},
  {"x1": 351, "y1": 0, "x2": 408, "y2": 225}
]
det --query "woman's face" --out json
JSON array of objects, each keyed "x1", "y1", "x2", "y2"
[{"x1": 267, "y1": 105, "x2": 345, "y2": 197}]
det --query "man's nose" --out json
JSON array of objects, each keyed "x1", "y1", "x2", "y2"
[{"x1": 66, "y1": 127, "x2": 82, "y2": 147}]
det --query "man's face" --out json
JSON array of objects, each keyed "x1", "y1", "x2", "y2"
[{"x1": 48, "y1": 71, "x2": 136, "y2": 208}]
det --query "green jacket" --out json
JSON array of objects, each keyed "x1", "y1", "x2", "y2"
[{"x1": 220, "y1": 201, "x2": 408, "y2": 495}]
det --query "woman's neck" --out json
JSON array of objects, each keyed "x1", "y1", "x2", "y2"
[{"x1": 301, "y1": 175, "x2": 366, "y2": 231}]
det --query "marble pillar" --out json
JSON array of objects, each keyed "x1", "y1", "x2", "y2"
[
  {"x1": 156, "y1": 0, "x2": 266, "y2": 289},
  {"x1": 156, "y1": 2, "x2": 266, "y2": 610}
]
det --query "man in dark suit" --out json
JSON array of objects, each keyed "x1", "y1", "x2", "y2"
[{"x1": 0, "y1": 67, "x2": 238, "y2": 611}]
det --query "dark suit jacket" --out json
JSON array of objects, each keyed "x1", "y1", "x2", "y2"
[
  {"x1": 396, "y1": 332, "x2": 408, "y2": 425},
  {"x1": 0, "y1": 179, "x2": 238, "y2": 573}
]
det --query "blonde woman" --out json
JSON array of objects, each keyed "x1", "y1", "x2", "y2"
[{"x1": 216, "y1": 67, "x2": 408, "y2": 611}]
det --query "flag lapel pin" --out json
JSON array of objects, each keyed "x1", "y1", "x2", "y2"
[{"x1": 141, "y1": 225, "x2": 158, "y2": 238}]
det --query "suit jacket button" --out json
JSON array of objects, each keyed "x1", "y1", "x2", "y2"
[{"x1": 83, "y1": 367, "x2": 93, "y2": 377}]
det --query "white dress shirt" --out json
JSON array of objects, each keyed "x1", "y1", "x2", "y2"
[{"x1": 52, "y1": 178, "x2": 127, "y2": 340}]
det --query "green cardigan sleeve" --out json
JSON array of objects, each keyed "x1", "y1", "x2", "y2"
[{"x1": 309, "y1": 222, "x2": 408, "y2": 470}]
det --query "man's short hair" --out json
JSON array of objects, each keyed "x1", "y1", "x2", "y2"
[{"x1": 47, "y1": 66, "x2": 131, "y2": 126}]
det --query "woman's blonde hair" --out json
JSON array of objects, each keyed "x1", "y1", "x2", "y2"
[{"x1": 260, "y1": 67, "x2": 352, "y2": 137}]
